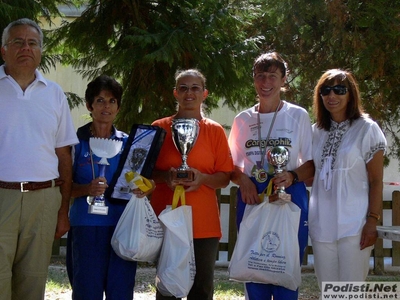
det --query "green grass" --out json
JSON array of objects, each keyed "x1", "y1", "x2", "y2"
[
  {"x1": 213, "y1": 277, "x2": 245, "y2": 299},
  {"x1": 46, "y1": 266, "x2": 70, "y2": 293}
]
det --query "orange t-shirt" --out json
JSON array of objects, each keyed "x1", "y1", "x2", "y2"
[{"x1": 151, "y1": 116, "x2": 233, "y2": 239}]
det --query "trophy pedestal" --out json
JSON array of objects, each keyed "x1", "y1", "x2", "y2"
[
  {"x1": 172, "y1": 169, "x2": 194, "y2": 182},
  {"x1": 268, "y1": 192, "x2": 291, "y2": 205},
  {"x1": 88, "y1": 204, "x2": 109, "y2": 215}
]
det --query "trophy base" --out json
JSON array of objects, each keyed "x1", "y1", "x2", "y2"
[
  {"x1": 268, "y1": 192, "x2": 291, "y2": 205},
  {"x1": 88, "y1": 205, "x2": 109, "y2": 215},
  {"x1": 172, "y1": 170, "x2": 194, "y2": 182}
]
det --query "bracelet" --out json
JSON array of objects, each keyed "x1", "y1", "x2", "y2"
[
  {"x1": 288, "y1": 170, "x2": 299, "y2": 185},
  {"x1": 367, "y1": 211, "x2": 381, "y2": 221}
]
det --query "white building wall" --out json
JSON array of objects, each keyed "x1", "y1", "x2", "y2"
[{"x1": 45, "y1": 65, "x2": 90, "y2": 130}]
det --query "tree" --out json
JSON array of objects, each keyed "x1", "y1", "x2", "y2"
[
  {"x1": 47, "y1": 0, "x2": 262, "y2": 130},
  {"x1": 249, "y1": 0, "x2": 400, "y2": 166},
  {"x1": 0, "y1": 0, "x2": 59, "y2": 35},
  {"x1": 1, "y1": 0, "x2": 400, "y2": 166}
]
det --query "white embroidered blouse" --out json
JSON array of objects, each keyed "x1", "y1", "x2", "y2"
[{"x1": 309, "y1": 115, "x2": 387, "y2": 242}]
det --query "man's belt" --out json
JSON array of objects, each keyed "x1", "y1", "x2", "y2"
[{"x1": 0, "y1": 179, "x2": 63, "y2": 192}]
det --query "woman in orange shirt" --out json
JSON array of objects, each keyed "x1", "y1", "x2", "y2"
[{"x1": 151, "y1": 69, "x2": 234, "y2": 300}]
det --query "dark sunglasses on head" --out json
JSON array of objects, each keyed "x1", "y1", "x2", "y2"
[{"x1": 320, "y1": 85, "x2": 348, "y2": 96}]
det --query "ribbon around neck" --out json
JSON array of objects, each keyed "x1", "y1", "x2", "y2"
[{"x1": 172, "y1": 185, "x2": 186, "y2": 209}]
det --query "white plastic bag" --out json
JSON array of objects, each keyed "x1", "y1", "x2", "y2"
[
  {"x1": 155, "y1": 186, "x2": 196, "y2": 298},
  {"x1": 229, "y1": 200, "x2": 301, "y2": 291},
  {"x1": 111, "y1": 195, "x2": 163, "y2": 262}
]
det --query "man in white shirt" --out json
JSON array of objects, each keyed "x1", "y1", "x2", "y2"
[{"x1": 0, "y1": 18, "x2": 78, "y2": 300}]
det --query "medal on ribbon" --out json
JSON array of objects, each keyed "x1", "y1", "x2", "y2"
[
  {"x1": 255, "y1": 101, "x2": 281, "y2": 184},
  {"x1": 254, "y1": 168, "x2": 268, "y2": 183}
]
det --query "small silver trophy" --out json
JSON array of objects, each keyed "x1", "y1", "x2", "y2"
[
  {"x1": 171, "y1": 118, "x2": 200, "y2": 181},
  {"x1": 267, "y1": 146, "x2": 291, "y2": 204},
  {"x1": 88, "y1": 137, "x2": 123, "y2": 215}
]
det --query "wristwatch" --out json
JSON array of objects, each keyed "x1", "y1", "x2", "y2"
[{"x1": 288, "y1": 170, "x2": 299, "y2": 185}]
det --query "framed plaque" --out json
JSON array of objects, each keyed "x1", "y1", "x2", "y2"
[{"x1": 106, "y1": 124, "x2": 166, "y2": 202}]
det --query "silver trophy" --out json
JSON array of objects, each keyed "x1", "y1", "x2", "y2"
[
  {"x1": 171, "y1": 118, "x2": 200, "y2": 181},
  {"x1": 267, "y1": 146, "x2": 291, "y2": 203},
  {"x1": 88, "y1": 137, "x2": 123, "y2": 215}
]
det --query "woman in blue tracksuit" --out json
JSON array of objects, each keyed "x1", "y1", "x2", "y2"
[
  {"x1": 66, "y1": 75, "x2": 153, "y2": 300},
  {"x1": 228, "y1": 51, "x2": 315, "y2": 300}
]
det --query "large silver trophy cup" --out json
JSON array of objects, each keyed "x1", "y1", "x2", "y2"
[
  {"x1": 267, "y1": 146, "x2": 291, "y2": 204},
  {"x1": 88, "y1": 137, "x2": 123, "y2": 215},
  {"x1": 171, "y1": 118, "x2": 200, "y2": 182}
]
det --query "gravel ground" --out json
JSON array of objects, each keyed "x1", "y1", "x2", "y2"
[
  {"x1": 45, "y1": 263, "x2": 325, "y2": 300},
  {"x1": 45, "y1": 265, "x2": 400, "y2": 300},
  {"x1": 45, "y1": 265, "x2": 240, "y2": 300}
]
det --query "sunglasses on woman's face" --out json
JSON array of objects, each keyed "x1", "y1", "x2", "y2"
[{"x1": 320, "y1": 85, "x2": 348, "y2": 96}]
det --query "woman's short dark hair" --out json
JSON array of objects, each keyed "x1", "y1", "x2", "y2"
[
  {"x1": 252, "y1": 51, "x2": 289, "y2": 79},
  {"x1": 85, "y1": 75, "x2": 123, "y2": 109},
  {"x1": 313, "y1": 69, "x2": 364, "y2": 131}
]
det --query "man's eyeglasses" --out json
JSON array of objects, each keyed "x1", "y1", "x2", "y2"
[
  {"x1": 320, "y1": 85, "x2": 348, "y2": 96},
  {"x1": 176, "y1": 85, "x2": 204, "y2": 94},
  {"x1": 5, "y1": 38, "x2": 41, "y2": 49}
]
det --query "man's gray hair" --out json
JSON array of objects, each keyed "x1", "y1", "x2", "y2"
[{"x1": 1, "y1": 18, "x2": 43, "y2": 47}]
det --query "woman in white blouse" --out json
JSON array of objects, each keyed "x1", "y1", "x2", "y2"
[{"x1": 309, "y1": 69, "x2": 387, "y2": 289}]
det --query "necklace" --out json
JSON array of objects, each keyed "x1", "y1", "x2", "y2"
[{"x1": 253, "y1": 101, "x2": 281, "y2": 183}]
